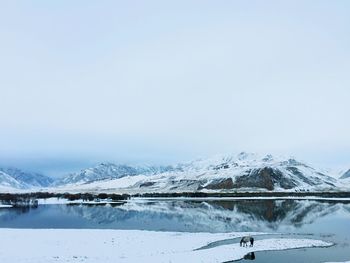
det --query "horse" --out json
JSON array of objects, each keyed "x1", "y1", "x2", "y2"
[{"x1": 240, "y1": 236, "x2": 254, "y2": 247}]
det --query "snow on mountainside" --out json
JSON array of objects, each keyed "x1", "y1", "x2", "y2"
[
  {"x1": 0, "y1": 168, "x2": 53, "y2": 187},
  {"x1": 54, "y1": 163, "x2": 176, "y2": 186},
  {"x1": 56, "y1": 153, "x2": 342, "y2": 193},
  {"x1": 340, "y1": 169, "x2": 350, "y2": 179},
  {"x1": 0, "y1": 168, "x2": 53, "y2": 190},
  {"x1": 0, "y1": 170, "x2": 27, "y2": 189}
]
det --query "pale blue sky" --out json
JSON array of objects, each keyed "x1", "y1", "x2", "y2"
[{"x1": 0, "y1": 1, "x2": 349, "y2": 176}]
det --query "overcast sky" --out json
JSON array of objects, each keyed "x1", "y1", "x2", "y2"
[{"x1": 0, "y1": 1, "x2": 349, "y2": 177}]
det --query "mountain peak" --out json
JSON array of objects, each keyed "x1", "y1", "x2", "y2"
[{"x1": 237, "y1": 152, "x2": 258, "y2": 160}]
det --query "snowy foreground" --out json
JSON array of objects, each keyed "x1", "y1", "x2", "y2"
[{"x1": 0, "y1": 229, "x2": 332, "y2": 263}]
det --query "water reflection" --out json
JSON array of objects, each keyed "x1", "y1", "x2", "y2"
[
  {"x1": 56, "y1": 199, "x2": 350, "y2": 232},
  {"x1": 0, "y1": 206, "x2": 38, "y2": 222},
  {"x1": 111, "y1": 199, "x2": 349, "y2": 232},
  {"x1": 0, "y1": 199, "x2": 349, "y2": 232}
]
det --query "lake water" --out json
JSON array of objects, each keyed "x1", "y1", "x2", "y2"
[{"x1": 0, "y1": 198, "x2": 349, "y2": 262}]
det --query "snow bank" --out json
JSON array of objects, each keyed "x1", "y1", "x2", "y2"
[
  {"x1": 37, "y1": 198, "x2": 72, "y2": 205},
  {"x1": 37, "y1": 198, "x2": 124, "y2": 205},
  {"x1": 0, "y1": 229, "x2": 332, "y2": 263},
  {"x1": 0, "y1": 204, "x2": 12, "y2": 208}
]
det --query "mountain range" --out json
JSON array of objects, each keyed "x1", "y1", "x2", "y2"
[
  {"x1": 53, "y1": 163, "x2": 175, "y2": 186},
  {"x1": 1, "y1": 153, "x2": 349, "y2": 193}
]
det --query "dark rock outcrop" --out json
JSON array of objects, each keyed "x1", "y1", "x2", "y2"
[
  {"x1": 139, "y1": 182, "x2": 156, "y2": 188},
  {"x1": 202, "y1": 178, "x2": 234, "y2": 190},
  {"x1": 233, "y1": 167, "x2": 297, "y2": 191}
]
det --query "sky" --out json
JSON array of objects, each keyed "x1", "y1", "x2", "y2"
[{"x1": 0, "y1": 0, "x2": 349, "y2": 177}]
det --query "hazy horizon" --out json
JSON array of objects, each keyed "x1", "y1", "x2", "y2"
[{"x1": 1, "y1": 1, "x2": 349, "y2": 177}]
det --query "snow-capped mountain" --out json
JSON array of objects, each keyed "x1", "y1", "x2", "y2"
[
  {"x1": 0, "y1": 170, "x2": 27, "y2": 190},
  {"x1": 0, "y1": 168, "x2": 53, "y2": 190},
  {"x1": 55, "y1": 163, "x2": 176, "y2": 186},
  {"x1": 1, "y1": 153, "x2": 348, "y2": 193},
  {"x1": 0, "y1": 168, "x2": 53, "y2": 187},
  {"x1": 56, "y1": 153, "x2": 342, "y2": 193}
]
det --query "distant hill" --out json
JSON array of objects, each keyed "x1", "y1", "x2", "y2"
[
  {"x1": 0, "y1": 168, "x2": 53, "y2": 190},
  {"x1": 54, "y1": 163, "x2": 176, "y2": 186}
]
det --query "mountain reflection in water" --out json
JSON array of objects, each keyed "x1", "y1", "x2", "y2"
[
  {"x1": 54, "y1": 199, "x2": 350, "y2": 232},
  {"x1": 0, "y1": 199, "x2": 349, "y2": 232}
]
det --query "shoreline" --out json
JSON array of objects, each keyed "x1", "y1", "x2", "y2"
[{"x1": 2, "y1": 192, "x2": 350, "y2": 206}]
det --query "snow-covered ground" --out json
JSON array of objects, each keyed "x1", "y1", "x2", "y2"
[{"x1": 0, "y1": 229, "x2": 332, "y2": 263}]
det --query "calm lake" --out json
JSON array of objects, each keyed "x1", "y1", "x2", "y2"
[{"x1": 0, "y1": 198, "x2": 349, "y2": 262}]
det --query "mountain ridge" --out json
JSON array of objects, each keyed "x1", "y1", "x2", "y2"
[
  {"x1": 54, "y1": 163, "x2": 177, "y2": 186},
  {"x1": 53, "y1": 153, "x2": 346, "y2": 193},
  {"x1": 1, "y1": 153, "x2": 349, "y2": 193}
]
